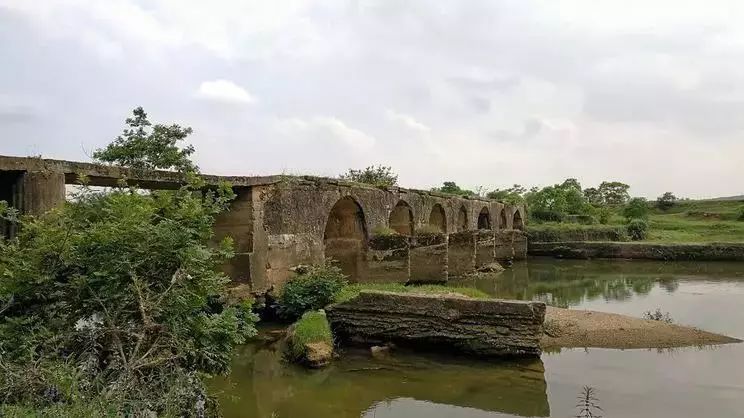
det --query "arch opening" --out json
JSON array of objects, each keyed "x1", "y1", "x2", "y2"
[
  {"x1": 428, "y1": 204, "x2": 447, "y2": 233},
  {"x1": 324, "y1": 196, "x2": 368, "y2": 281},
  {"x1": 456, "y1": 206, "x2": 468, "y2": 232},
  {"x1": 477, "y1": 207, "x2": 491, "y2": 230},
  {"x1": 513, "y1": 210, "x2": 524, "y2": 230},
  {"x1": 389, "y1": 200, "x2": 414, "y2": 235}
]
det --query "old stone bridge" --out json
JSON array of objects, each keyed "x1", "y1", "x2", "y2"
[{"x1": 0, "y1": 155, "x2": 526, "y2": 294}]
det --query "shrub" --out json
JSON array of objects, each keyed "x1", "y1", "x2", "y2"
[
  {"x1": 278, "y1": 262, "x2": 348, "y2": 319},
  {"x1": 530, "y1": 209, "x2": 566, "y2": 223},
  {"x1": 596, "y1": 207, "x2": 612, "y2": 225},
  {"x1": 626, "y1": 218, "x2": 649, "y2": 241},
  {"x1": 656, "y1": 192, "x2": 677, "y2": 211},
  {"x1": 642, "y1": 308, "x2": 673, "y2": 323},
  {"x1": 339, "y1": 165, "x2": 397, "y2": 187},
  {"x1": 623, "y1": 197, "x2": 650, "y2": 220}
]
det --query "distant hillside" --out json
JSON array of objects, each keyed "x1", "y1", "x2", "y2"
[{"x1": 710, "y1": 195, "x2": 744, "y2": 201}]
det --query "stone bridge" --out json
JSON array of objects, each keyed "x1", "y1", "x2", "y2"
[{"x1": 0, "y1": 155, "x2": 527, "y2": 294}]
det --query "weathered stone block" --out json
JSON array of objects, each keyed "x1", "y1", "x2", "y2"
[
  {"x1": 495, "y1": 230, "x2": 528, "y2": 261},
  {"x1": 475, "y1": 230, "x2": 496, "y2": 268},
  {"x1": 327, "y1": 291, "x2": 545, "y2": 357},
  {"x1": 448, "y1": 231, "x2": 476, "y2": 278},
  {"x1": 409, "y1": 233, "x2": 447, "y2": 283},
  {"x1": 367, "y1": 234, "x2": 409, "y2": 282}
]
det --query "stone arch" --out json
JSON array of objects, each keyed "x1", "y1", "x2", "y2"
[
  {"x1": 513, "y1": 209, "x2": 524, "y2": 230},
  {"x1": 456, "y1": 205, "x2": 468, "y2": 232},
  {"x1": 477, "y1": 206, "x2": 491, "y2": 230},
  {"x1": 428, "y1": 203, "x2": 447, "y2": 233},
  {"x1": 389, "y1": 200, "x2": 414, "y2": 235},
  {"x1": 324, "y1": 196, "x2": 368, "y2": 280},
  {"x1": 499, "y1": 208, "x2": 507, "y2": 230}
]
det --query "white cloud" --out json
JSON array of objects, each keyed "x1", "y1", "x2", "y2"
[
  {"x1": 386, "y1": 109, "x2": 430, "y2": 132},
  {"x1": 274, "y1": 116, "x2": 376, "y2": 150},
  {"x1": 196, "y1": 79, "x2": 255, "y2": 104}
]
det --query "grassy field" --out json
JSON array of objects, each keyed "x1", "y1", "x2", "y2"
[
  {"x1": 645, "y1": 199, "x2": 744, "y2": 243},
  {"x1": 527, "y1": 199, "x2": 744, "y2": 244}
]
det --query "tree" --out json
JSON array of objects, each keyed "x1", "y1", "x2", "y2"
[
  {"x1": 598, "y1": 181, "x2": 630, "y2": 205},
  {"x1": 1, "y1": 110, "x2": 257, "y2": 416},
  {"x1": 623, "y1": 197, "x2": 650, "y2": 220},
  {"x1": 561, "y1": 178, "x2": 582, "y2": 191},
  {"x1": 93, "y1": 107, "x2": 197, "y2": 172},
  {"x1": 656, "y1": 192, "x2": 677, "y2": 211},
  {"x1": 339, "y1": 165, "x2": 398, "y2": 187},
  {"x1": 487, "y1": 184, "x2": 526, "y2": 204},
  {"x1": 583, "y1": 187, "x2": 603, "y2": 205},
  {"x1": 432, "y1": 181, "x2": 475, "y2": 197}
]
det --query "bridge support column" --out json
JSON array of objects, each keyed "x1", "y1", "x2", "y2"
[{"x1": 21, "y1": 171, "x2": 66, "y2": 216}]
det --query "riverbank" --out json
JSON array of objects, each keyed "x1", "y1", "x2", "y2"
[
  {"x1": 542, "y1": 306, "x2": 741, "y2": 350},
  {"x1": 529, "y1": 241, "x2": 744, "y2": 261}
]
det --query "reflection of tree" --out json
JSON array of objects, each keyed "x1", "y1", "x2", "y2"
[{"x1": 451, "y1": 259, "x2": 684, "y2": 307}]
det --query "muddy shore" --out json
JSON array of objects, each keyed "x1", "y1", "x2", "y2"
[{"x1": 542, "y1": 306, "x2": 741, "y2": 350}]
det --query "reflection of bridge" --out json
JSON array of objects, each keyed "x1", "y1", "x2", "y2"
[{"x1": 0, "y1": 155, "x2": 527, "y2": 293}]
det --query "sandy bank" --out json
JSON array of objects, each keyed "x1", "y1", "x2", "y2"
[{"x1": 542, "y1": 306, "x2": 741, "y2": 350}]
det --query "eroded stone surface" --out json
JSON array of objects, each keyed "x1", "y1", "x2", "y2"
[{"x1": 327, "y1": 291, "x2": 545, "y2": 357}]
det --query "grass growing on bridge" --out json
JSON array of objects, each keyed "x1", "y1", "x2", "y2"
[{"x1": 334, "y1": 283, "x2": 490, "y2": 304}]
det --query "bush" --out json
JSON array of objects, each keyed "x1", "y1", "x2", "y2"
[
  {"x1": 339, "y1": 165, "x2": 397, "y2": 187},
  {"x1": 286, "y1": 310, "x2": 333, "y2": 361},
  {"x1": 656, "y1": 192, "x2": 677, "y2": 211},
  {"x1": 596, "y1": 207, "x2": 612, "y2": 225},
  {"x1": 530, "y1": 210, "x2": 566, "y2": 223},
  {"x1": 278, "y1": 262, "x2": 348, "y2": 319},
  {"x1": 626, "y1": 218, "x2": 649, "y2": 240},
  {"x1": 623, "y1": 197, "x2": 650, "y2": 220}
]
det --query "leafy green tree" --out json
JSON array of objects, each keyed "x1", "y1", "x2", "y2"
[
  {"x1": 432, "y1": 181, "x2": 475, "y2": 197},
  {"x1": 1, "y1": 110, "x2": 257, "y2": 416},
  {"x1": 656, "y1": 192, "x2": 677, "y2": 211},
  {"x1": 583, "y1": 187, "x2": 603, "y2": 205},
  {"x1": 339, "y1": 165, "x2": 398, "y2": 187},
  {"x1": 623, "y1": 197, "x2": 650, "y2": 220},
  {"x1": 598, "y1": 181, "x2": 630, "y2": 205},
  {"x1": 93, "y1": 107, "x2": 197, "y2": 172},
  {"x1": 561, "y1": 178, "x2": 582, "y2": 191},
  {"x1": 487, "y1": 184, "x2": 526, "y2": 203}
]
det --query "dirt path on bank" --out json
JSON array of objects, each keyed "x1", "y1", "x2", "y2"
[{"x1": 542, "y1": 306, "x2": 741, "y2": 350}]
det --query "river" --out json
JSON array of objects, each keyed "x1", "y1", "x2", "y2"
[{"x1": 210, "y1": 257, "x2": 744, "y2": 418}]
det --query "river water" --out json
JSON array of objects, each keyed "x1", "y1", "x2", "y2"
[{"x1": 211, "y1": 258, "x2": 744, "y2": 418}]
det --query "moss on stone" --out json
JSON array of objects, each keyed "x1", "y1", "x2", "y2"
[{"x1": 333, "y1": 283, "x2": 490, "y2": 304}]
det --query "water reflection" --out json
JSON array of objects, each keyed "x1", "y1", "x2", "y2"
[
  {"x1": 212, "y1": 338, "x2": 550, "y2": 418},
  {"x1": 452, "y1": 258, "x2": 744, "y2": 308}
]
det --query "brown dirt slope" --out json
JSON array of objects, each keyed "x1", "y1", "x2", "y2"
[{"x1": 542, "y1": 306, "x2": 741, "y2": 350}]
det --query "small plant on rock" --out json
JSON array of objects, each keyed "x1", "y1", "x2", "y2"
[
  {"x1": 278, "y1": 262, "x2": 348, "y2": 319},
  {"x1": 642, "y1": 308, "x2": 674, "y2": 323}
]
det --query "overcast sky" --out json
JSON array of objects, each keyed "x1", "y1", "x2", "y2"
[{"x1": 1, "y1": 1, "x2": 743, "y2": 198}]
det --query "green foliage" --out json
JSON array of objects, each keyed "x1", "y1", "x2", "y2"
[
  {"x1": 93, "y1": 107, "x2": 197, "y2": 172},
  {"x1": 432, "y1": 181, "x2": 476, "y2": 197},
  {"x1": 596, "y1": 207, "x2": 612, "y2": 225},
  {"x1": 623, "y1": 197, "x2": 650, "y2": 221},
  {"x1": 738, "y1": 207, "x2": 744, "y2": 221},
  {"x1": 286, "y1": 311, "x2": 333, "y2": 361},
  {"x1": 524, "y1": 179, "x2": 595, "y2": 222},
  {"x1": 333, "y1": 283, "x2": 490, "y2": 304},
  {"x1": 1, "y1": 110, "x2": 257, "y2": 416},
  {"x1": 598, "y1": 181, "x2": 630, "y2": 205},
  {"x1": 487, "y1": 184, "x2": 526, "y2": 204},
  {"x1": 278, "y1": 262, "x2": 348, "y2": 319},
  {"x1": 656, "y1": 192, "x2": 677, "y2": 211},
  {"x1": 339, "y1": 165, "x2": 398, "y2": 187},
  {"x1": 626, "y1": 218, "x2": 649, "y2": 240},
  {"x1": 583, "y1": 187, "x2": 603, "y2": 205},
  {"x1": 526, "y1": 224, "x2": 628, "y2": 242}
]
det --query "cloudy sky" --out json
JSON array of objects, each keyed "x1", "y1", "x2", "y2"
[{"x1": 1, "y1": 0, "x2": 743, "y2": 198}]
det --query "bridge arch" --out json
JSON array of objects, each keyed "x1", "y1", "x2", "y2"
[
  {"x1": 389, "y1": 200, "x2": 414, "y2": 235},
  {"x1": 456, "y1": 205, "x2": 468, "y2": 232},
  {"x1": 324, "y1": 196, "x2": 368, "y2": 280},
  {"x1": 428, "y1": 203, "x2": 447, "y2": 233},
  {"x1": 477, "y1": 206, "x2": 491, "y2": 230}
]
